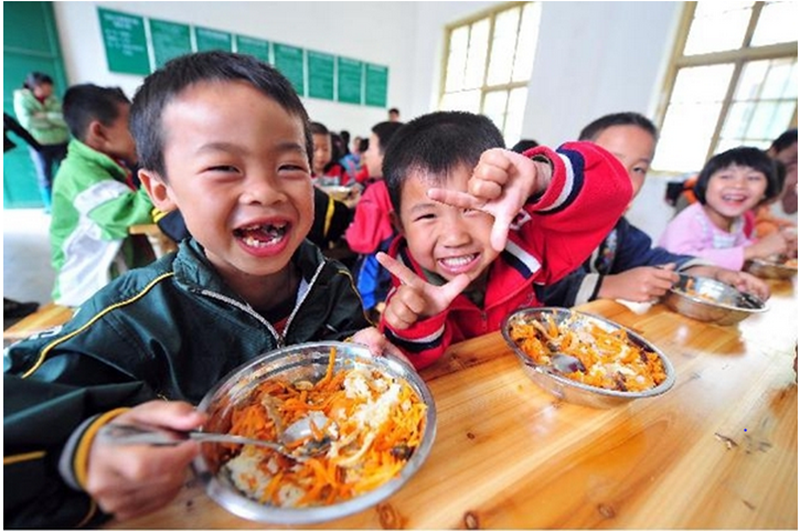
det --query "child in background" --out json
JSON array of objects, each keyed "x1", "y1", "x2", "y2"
[
  {"x1": 4, "y1": 52, "x2": 395, "y2": 528},
  {"x1": 50, "y1": 83, "x2": 156, "y2": 307},
  {"x1": 375, "y1": 111, "x2": 632, "y2": 369},
  {"x1": 659, "y1": 146, "x2": 796, "y2": 270},
  {"x1": 539, "y1": 112, "x2": 769, "y2": 307},
  {"x1": 12, "y1": 71, "x2": 70, "y2": 211},
  {"x1": 310, "y1": 121, "x2": 349, "y2": 185},
  {"x1": 345, "y1": 121, "x2": 404, "y2": 319}
]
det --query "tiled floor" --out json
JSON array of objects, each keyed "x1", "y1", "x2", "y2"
[{"x1": 3, "y1": 208, "x2": 56, "y2": 309}]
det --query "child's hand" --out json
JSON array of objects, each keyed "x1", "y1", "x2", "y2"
[
  {"x1": 746, "y1": 231, "x2": 792, "y2": 260},
  {"x1": 597, "y1": 264, "x2": 679, "y2": 302},
  {"x1": 85, "y1": 401, "x2": 206, "y2": 521},
  {"x1": 350, "y1": 326, "x2": 412, "y2": 366},
  {"x1": 713, "y1": 269, "x2": 771, "y2": 301},
  {"x1": 427, "y1": 148, "x2": 551, "y2": 252},
  {"x1": 376, "y1": 252, "x2": 470, "y2": 329}
]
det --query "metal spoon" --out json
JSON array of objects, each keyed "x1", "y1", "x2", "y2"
[{"x1": 98, "y1": 414, "x2": 332, "y2": 460}]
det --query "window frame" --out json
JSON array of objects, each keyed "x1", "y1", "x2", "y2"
[
  {"x1": 653, "y1": 1, "x2": 798, "y2": 175},
  {"x1": 438, "y1": 1, "x2": 534, "y2": 140}
]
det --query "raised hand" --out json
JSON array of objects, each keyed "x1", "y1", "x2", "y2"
[
  {"x1": 427, "y1": 148, "x2": 550, "y2": 252},
  {"x1": 376, "y1": 252, "x2": 471, "y2": 330}
]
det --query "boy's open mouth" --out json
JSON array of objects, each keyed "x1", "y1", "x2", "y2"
[
  {"x1": 438, "y1": 253, "x2": 479, "y2": 274},
  {"x1": 234, "y1": 222, "x2": 289, "y2": 247}
]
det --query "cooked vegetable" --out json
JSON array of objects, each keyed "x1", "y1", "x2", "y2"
[{"x1": 221, "y1": 347, "x2": 427, "y2": 507}]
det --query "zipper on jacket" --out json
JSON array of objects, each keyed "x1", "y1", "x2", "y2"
[{"x1": 197, "y1": 259, "x2": 327, "y2": 347}]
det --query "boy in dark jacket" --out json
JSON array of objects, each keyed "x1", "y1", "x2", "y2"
[
  {"x1": 374, "y1": 111, "x2": 633, "y2": 369},
  {"x1": 538, "y1": 112, "x2": 768, "y2": 307},
  {"x1": 3, "y1": 51, "x2": 395, "y2": 528}
]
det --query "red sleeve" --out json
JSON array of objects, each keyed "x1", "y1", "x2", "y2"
[
  {"x1": 516, "y1": 141, "x2": 633, "y2": 283},
  {"x1": 344, "y1": 183, "x2": 394, "y2": 253}
]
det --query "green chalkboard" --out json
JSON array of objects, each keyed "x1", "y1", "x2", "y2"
[
  {"x1": 337, "y1": 57, "x2": 363, "y2": 105},
  {"x1": 274, "y1": 43, "x2": 305, "y2": 96},
  {"x1": 150, "y1": 19, "x2": 191, "y2": 68},
  {"x1": 307, "y1": 51, "x2": 334, "y2": 101},
  {"x1": 235, "y1": 35, "x2": 270, "y2": 63},
  {"x1": 194, "y1": 26, "x2": 232, "y2": 52},
  {"x1": 365, "y1": 63, "x2": 388, "y2": 108},
  {"x1": 97, "y1": 8, "x2": 150, "y2": 75}
]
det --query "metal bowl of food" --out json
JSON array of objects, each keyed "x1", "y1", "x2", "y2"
[
  {"x1": 192, "y1": 341, "x2": 436, "y2": 524},
  {"x1": 501, "y1": 307, "x2": 676, "y2": 408},
  {"x1": 745, "y1": 257, "x2": 797, "y2": 280},
  {"x1": 663, "y1": 273, "x2": 768, "y2": 325}
]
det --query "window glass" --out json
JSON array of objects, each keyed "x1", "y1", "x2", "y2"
[
  {"x1": 487, "y1": 8, "x2": 520, "y2": 86},
  {"x1": 671, "y1": 64, "x2": 735, "y2": 103},
  {"x1": 444, "y1": 27, "x2": 469, "y2": 92},
  {"x1": 653, "y1": 102, "x2": 724, "y2": 172},
  {"x1": 512, "y1": 4, "x2": 541, "y2": 82},
  {"x1": 505, "y1": 88, "x2": 528, "y2": 143},
  {"x1": 465, "y1": 20, "x2": 489, "y2": 89},
  {"x1": 683, "y1": 4, "x2": 752, "y2": 55},
  {"x1": 751, "y1": 1, "x2": 798, "y2": 46},
  {"x1": 441, "y1": 90, "x2": 481, "y2": 114}
]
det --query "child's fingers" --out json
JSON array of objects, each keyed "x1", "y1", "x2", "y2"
[
  {"x1": 489, "y1": 210, "x2": 517, "y2": 252},
  {"x1": 427, "y1": 188, "x2": 484, "y2": 210},
  {"x1": 436, "y1": 273, "x2": 471, "y2": 307},
  {"x1": 119, "y1": 400, "x2": 207, "y2": 431},
  {"x1": 376, "y1": 252, "x2": 426, "y2": 289}
]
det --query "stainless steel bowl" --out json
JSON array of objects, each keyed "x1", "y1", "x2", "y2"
[
  {"x1": 501, "y1": 307, "x2": 676, "y2": 408},
  {"x1": 192, "y1": 341, "x2": 436, "y2": 524},
  {"x1": 663, "y1": 273, "x2": 768, "y2": 325},
  {"x1": 745, "y1": 258, "x2": 797, "y2": 280}
]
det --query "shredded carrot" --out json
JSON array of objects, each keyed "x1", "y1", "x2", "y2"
[
  {"x1": 219, "y1": 346, "x2": 427, "y2": 508},
  {"x1": 509, "y1": 312, "x2": 667, "y2": 392}
]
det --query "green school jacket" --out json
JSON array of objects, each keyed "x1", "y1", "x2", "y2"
[
  {"x1": 3, "y1": 238, "x2": 370, "y2": 528},
  {"x1": 12, "y1": 88, "x2": 69, "y2": 145}
]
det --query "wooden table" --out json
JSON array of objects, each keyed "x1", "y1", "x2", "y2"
[
  {"x1": 3, "y1": 302, "x2": 74, "y2": 343},
  {"x1": 106, "y1": 278, "x2": 797, "y2": 529}
]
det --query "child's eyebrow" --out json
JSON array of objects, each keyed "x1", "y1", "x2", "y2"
[{"x1": 195, "y1": 141, "x2": 306, "y2": 156}]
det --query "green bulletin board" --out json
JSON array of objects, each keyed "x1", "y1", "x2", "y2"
[
  {"x1": 195, "y1": 26, "x2": 232, "y2": 52},
  {"x1": 235, "y1": 35, "x2": 270, "y2": 63},
  {"x1": 337, "y1": 57, "x2": 363, "y2": 105},
  {"x1": 365, "y1": 63, "x2": 388, "y2": 108},
  {"x1": 307, "y1": 51, "x2": 334, "y2": 101},
  {"x1": 274, "y1": 43, "x2": 305, "y2": 96},
  {"x1": 97, "y1": 8, "x2": 150, "y2": 75},
  {"x1": 149, "y1": 19, "x2": 191, "y2": 68}
]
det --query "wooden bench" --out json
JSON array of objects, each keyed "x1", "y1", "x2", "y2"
[{"x1": 3, "y1": 302, "x2": 74, "y2": 342}]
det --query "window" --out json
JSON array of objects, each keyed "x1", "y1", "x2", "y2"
[
  {"x1": 440, "y1": 2, "x2": 541, "y2": 145},
  {"x1": 653, "y1": 1, "x2": 798, "y2": 174}
]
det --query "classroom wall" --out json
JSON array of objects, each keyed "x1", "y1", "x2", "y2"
[{"x1": 51, "y1": 1, "x2": 684, "y2": 238}]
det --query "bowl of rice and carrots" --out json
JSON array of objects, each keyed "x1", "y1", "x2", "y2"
[
  {"x1": 192, "y1": 341, "x2": 436, "y2": 524},
  {"x1": 501, "y1": 307, "x2": 676, "y2": 408}
]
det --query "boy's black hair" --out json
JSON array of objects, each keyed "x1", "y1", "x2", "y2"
[
  {"x1": 578, "y1": 112, "x2": 658, "y2": 142},
  {"x1": 310, "y1": 121, "x2": 330, "y2": 136},
  {"x1": 130, "y1": 51, "x2": 311, "y2": 178},
  {"x1": 62, "y1": 84, "x2": 130, "y2": 141},
  {"x1": 770, "y1": 128, "x2": 797, "y2": 154},
  {"x1": 371, "y1": 121, "x2": 404, "y2": 155},
  {"x1": 383, "y1": 111, "x2": 504, "y2": 212},
  {"x1": 23, "y1": 72, "x2": 54, "y2": 89},
  {"x1": 693, "y1": 146, "x2": 781, "y2": 205},
  {"x1": 511, "y1": 138, "x2": 539, "y2": 154}
]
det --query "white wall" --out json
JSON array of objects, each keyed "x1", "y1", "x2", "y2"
[{"x1": 52, "y1": 1, "x2": 684, "y2": 238}]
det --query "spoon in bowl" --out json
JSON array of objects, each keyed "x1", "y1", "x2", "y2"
[{"x1": 98, "y1": 413, "x2": 332, "y2": 460}]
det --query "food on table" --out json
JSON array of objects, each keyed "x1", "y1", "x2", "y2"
[
  {"x1": 220, "y1": 348, "x2": 427, "y2": 508},
  {"x1": 508, "y1": 312, "x2": 667, "y2": 392}
]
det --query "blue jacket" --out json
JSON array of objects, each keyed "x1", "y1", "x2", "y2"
[{"x1": 539, "y1": 216, "x2": 708, "y2": 307}]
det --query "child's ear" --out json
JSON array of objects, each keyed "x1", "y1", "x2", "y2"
[
  {"x1": 84, "y1": 120, "x2": 106, "y2": 150},
  {"x1": 138, "y1": 169, "x2": 177, "y2": 212}
]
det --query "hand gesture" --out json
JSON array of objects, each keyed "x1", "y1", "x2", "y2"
[
  {"x1": 427, "y1": 148, "x2": 550, "y2": 252},
  {"x1": 598, "y1": 264, "x2": 679, "y2": 302},
  {"x1": 350, "y1": 326, "x2": 413, "y2": 366},
  {"x1": 376, "y1": 252, "x2": 471, "y2": 330},
  {"x1": 85, "y1": 401, "x2": 206, "y2": 521},
  {"x1": 713, "y1": 269, "x2": 771, "y2": 301}
]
